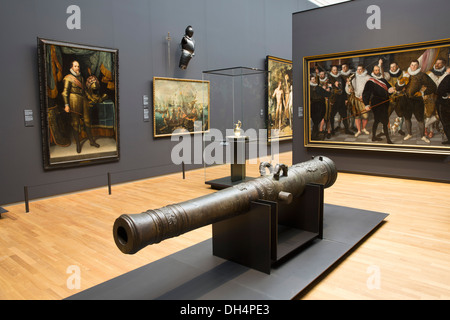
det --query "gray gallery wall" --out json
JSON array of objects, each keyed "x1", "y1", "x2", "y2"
[
  {"x1": 0, "y1": 0, "x2": 318, "y2": 206},
  {"x1": 292, "y1": 0, "x2": 450, "y2": 182}
]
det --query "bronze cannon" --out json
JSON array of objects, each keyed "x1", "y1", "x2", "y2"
[{"x1": 113, "y1": 156, "x2": 337, "y2": 254}]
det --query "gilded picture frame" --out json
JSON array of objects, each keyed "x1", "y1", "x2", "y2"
[
  {"x1": 303, "y1": 38, "x2": 450, "y2": 155},
  {"x1": 266, "y1": 56, "x2": 293, "y2": 142},
  {"x1": 37, "y1": 38, "x2": 119, "y2": 170},
  {"x1": 153, "y1": 77, "x2": 210, "y2": 138}
]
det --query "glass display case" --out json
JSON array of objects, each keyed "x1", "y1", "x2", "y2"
[{"x1": 202, "y1": 67, "x2": 279, "y2": 189}]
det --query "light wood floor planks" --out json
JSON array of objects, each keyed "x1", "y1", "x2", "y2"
[{"x1": 0, "y1": 152, "x2": 449, "y2": 300}]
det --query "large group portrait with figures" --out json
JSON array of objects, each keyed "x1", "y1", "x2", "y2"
[{"x1": 303, "y1": 38, "x2": 450, "y2": 155}]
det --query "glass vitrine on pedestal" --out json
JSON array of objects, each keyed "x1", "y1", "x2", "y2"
[{"x1": 202, "y1": 67, "x2": 277, "y2": 189}]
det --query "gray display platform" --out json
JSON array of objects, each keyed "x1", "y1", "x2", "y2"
[
  {"x1": 205, "y1": 176, "x2": 256, "y2": 190},
  {"x1": 67, "y1": 204, "x2": 388, "y2": 300}
]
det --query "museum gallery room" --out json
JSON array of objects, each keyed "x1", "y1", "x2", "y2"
[{"x1": 0, "y1": 0, "x2": 449, "y2": 305}]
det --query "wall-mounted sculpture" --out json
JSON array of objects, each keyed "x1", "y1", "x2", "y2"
[{"x1": 179, "y1": 25, "x2": 195, "y2": 69}]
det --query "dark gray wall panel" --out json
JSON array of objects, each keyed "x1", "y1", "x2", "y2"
[
  {"x1": 292, "y1": 0, "x2": 450, "y2": 182},
  {"x1": 0, "y1": 0, "x2": 304, "y2": 205}
]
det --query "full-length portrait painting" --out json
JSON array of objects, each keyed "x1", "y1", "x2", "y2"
[
  {"x1": 267, "y1": 56, "x2": 293, "y2": 142},
  {"x1": 153, "y1": 77, "x2": 209, "y2": 137},
  {"x1": 304, "y1": 38, "x2": 450, "y2": 155},
  {"x1": 38, "y1": 38, "x2": 119, "y2": 169}
]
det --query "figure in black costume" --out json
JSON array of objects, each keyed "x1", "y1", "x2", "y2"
[
  {"x1": 436, "y1": 69, "x2": 450, "y2": 145},
  {"x1": 329, "y1": 66, "x2": 353, "y2": 135},
  {"x1": 362, "y1": 65, "x2": 395, "y2": 144},
  {"x1": 310, "y1": 75, "x2": 331, "y2": 140},
  {"x1": 179, "y1": 25, "x2": 195, "y2": 69},
  {"x1": 402, "y1": 60, "x2": 437, "y2": 143}
]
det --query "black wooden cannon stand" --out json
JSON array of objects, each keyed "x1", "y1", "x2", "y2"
[{"x1": 212, "y1": 183, "x2": 324, "y2": 274}]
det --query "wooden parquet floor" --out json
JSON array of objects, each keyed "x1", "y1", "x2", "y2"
[{"x1": 1, "y1": 152, "x2": 449, "y2": 300}]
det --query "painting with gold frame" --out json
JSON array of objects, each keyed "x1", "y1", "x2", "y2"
[
  {"x1": 153, "y1": 77, "x2": 210, "y2": 138},
  {"x1": 303, "y1": 38, "x2": 450, "y2": 155},
  {"x1": 266, "y1": 56, "x2": 293, "y2": 142},
  {"x1": 37, "y1": 38, "x2": 119, "y2": 170}
]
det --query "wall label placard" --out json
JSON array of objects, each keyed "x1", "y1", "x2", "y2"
[
  {"x1": 143, "y1": 107, "x2": 150, "y2": 122},
  {"x1": 24, "y1": 109, "x2": 34, "y2": 127}
]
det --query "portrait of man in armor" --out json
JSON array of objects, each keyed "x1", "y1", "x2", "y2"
[{"x1": 38, "y1": 38, "x2": 119, "y2": 169}]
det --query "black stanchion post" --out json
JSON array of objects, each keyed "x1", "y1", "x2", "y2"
[
  {"x1": 182, "y1": 161, "x2": 185, "y2": 179},
  {"x1": 108, "y1": 172, "x2": 112, "y2": 195},
  {"x1": 24, "y1": 186, "x2": 29, "y2": 213}
]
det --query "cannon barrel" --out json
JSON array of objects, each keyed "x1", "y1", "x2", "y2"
[{"x1": 113, "y1": 156, "x2": 337, "y2": 254}]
